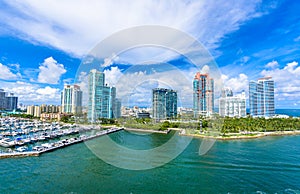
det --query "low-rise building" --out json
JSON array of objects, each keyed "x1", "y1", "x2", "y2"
[
  {"x1": 40, "y1": 113, "x2": 67, "y2": 121},
  {"x1": 219, "y1": 88, "x2": 246, "y2": 118}
]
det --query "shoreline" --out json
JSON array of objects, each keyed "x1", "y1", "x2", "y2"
[
  {"x1": 181, "y1": 130, "x2": 300, "y2": 140},
  {"x1": 124, "y1": 127, "x2": 171, "y2": 134},
  {"x1": 124, "y1": 127, "x2": 300, "y2": 140}
]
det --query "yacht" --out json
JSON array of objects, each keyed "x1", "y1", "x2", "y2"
[
  {"x1": 38, "y1": 135, "x2": 46, "y2": 141},
  {"x1": 16, "y1": 146, "x2": 27, "y2": 152},
  {"x1": 0, "y1": 138, "x2": 16, "y2": 147}
]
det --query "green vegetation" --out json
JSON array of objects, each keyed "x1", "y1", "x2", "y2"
[
  {"x1": 7, "y1": 113, "x2": 35, "y2": 119},
  {"x1": 98, "y1": 118, "x2": 118, "y2": 125},
  {"x1": 60, "y1": 115, "x2": 74, "y2": 123},
  {"x1": 220, "y1": 117, "x2": 300, "y2": 134},
  {"x1": 119, "y1": 116, "x2": 300, "y2": 135},
  {"x1": 118, "y1": 118, "x2": 178, "y2": 131}
]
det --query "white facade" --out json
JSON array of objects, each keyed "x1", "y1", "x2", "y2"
[
  {"x1": 26, "y1": 105, "x2": 35, "y2": 115},
  {"x1": 61, "y1": 84, "x2": 82, "y2": 114},
  {"x1": 34, "y1": 106, "x2": 41, "y2": 117},
  {"x1": 219, "y1": 90, "x2": 246, "y2": 118}
]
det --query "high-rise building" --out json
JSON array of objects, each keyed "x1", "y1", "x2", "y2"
[
  {"x1": 34, "y1": 106, "x2": 41, "y2": 117},
  {"x1": 0, "y1": 89, "x2": 6, "y2": 110},
  {"x1": 193, "y1": 73, "x2": 214, "y2": 117},
  {"x1": 249, "y1": 77, "x2": 275, "y2": 117},
  {"x1": 115, "y1": 98, "x2": 122, "y2": 118},
  {"x1": 5, "y1": 93, "x2": 18, "y2": 111},
  {"x1": 88, "y1": 69, "x2": 117, "y2": 122},
  {"x1": 0, "y1": 89, "x2": 18, "y2": 111},
  {"x1": 152, "y1": 88, "x2": 177, "y2": 120},
  {"x1": 61, "y1": 84, "x2": 83, "y2": 114},
  {"x1": 27, "y1": 104, "x2": 60, "y2": 117},
  {"x1": 219, "y1": 88, "x2": 246, "y2": 118},
  {"x1": 26, "y1": 105, "x2": 35, "y2": 115}
]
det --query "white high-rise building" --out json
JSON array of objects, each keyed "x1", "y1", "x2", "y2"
[
  {"x1": 26, "y1": 105, "x2": 35, "y2": 115},
  {"x1": 61, "y1": 84, "x2": 83, "y2": 114},
  {"x1": 249, "y1": 77, "x2": 275, "y2": 117},
  {"x1": 219, "y1": 88, "x2": 246, "y2": 118},
  {"x1": 34, "y1": 106, "x2": 41, "y2": 117}
]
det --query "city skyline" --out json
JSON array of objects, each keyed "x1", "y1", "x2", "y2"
[{"x1": 0, "y1": 1, "x2": 299, "y2": 108}]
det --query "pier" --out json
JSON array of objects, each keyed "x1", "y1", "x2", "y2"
[{"x1": 0, "y1": 127, "x2": 123, "y2": 159}]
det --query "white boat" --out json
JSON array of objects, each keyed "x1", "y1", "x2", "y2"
[
  {"x1": 41, "y1": 143, "x2": 53, "y2": 149},
  {"x1": 16, "y1": 146, "x2": 27, "y2": 152},
  {"x1": 30, "y1": 136, "x2": 38, "y2": 142},
  {"x1": 38, "y1": 135, "x2": 46, "y2": 141},
  {"x1": 23, "y1": 138, "x2": 31, "y2": 144},
  {"x1": 32, "y1": 146, "x2": 44, "y2": 151},
  {"x1": 0, "y1": 138, "x2": 16, "y2": 147}
]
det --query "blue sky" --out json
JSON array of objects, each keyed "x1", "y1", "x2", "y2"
[{"x1": 0, "y1": 0, "x2": 299, "y2": 108}]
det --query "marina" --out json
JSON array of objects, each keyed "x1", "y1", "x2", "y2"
[{"x1": 0, "y1": 117, "x2": 123, "y2": 158}]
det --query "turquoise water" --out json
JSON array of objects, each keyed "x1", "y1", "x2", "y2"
[{"x1": 1, "y1": 130, "x2": 300, "y2": 193}]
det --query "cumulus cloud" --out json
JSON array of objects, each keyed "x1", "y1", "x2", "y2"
[
  {"x1": 103, "y1": 66, "x2": 123, "y2": 86},
  {"x1": 37, "y1": 57, "x2": 67, "y2": 84},
  {"x1": 36, "y1": 86, "x2": 59, "y2": 96},
  {"x1": 1, "y1": 81, "x2": 61, "y2": 105},
  {"x1": 0, "y1": 63, "x2": 19, "y2": 80},
  {"x1": 261, "y1": 61, "x2": 300, "y2": 101},
  {"x1": 222, "y1": 73, "x2": 249, "y2": 94}
]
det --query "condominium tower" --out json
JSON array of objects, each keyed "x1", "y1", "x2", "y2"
[
  {"x1": 219, "y1": 88, "x2": 246, "y2": 118},
  {"x1": 249, "y1": 77, "x2": 275, "y2": 117},
  {"x1": 61, "y1": 84, "x2": 83, "y2": 114},
  {"x1": 0, "y1": 89, "x2": 18, "y2": 111},
  {"x1": 88, "y1": 69, "x2": 117, "y2": 122},
  {"x1": 152, "y1": 88, "x2": 177, "y2": 120},
  {"x1": 193, "y1": 73, "x2": 214, "y2": 117}
]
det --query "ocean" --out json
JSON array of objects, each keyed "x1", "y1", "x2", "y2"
[{"x1": 1, "y1": 130, "x2": 300, "y2": 193}]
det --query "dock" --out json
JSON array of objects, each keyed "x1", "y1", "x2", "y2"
[{"x1": 0, "y1": 127, "x2": 123, "y2": 159}]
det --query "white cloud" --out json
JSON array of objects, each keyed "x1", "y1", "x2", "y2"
[
  {"x1": 36, "y1": 86, "x2": 59, "y2": 96},
  {"x1": 101, "y1": 53, "x2": 119, "y2": 68},
  {"x1": 103, "y1": 66, "x2": 123, "y2": 86},
  {"x1": 0, "y1": 0, "x2": 269, "y2": 60},
  {"x1": 261, "y1": 61, "x2": 300, "y2": 105},
  {"x1": 76, "y1": 71, "x2": 89, "y2": 106},
  {"x1": 222, "y1": 73, "x2": 249, "y2": 94},
  {"x1": 265, "y1": 60, "x2": 279, "y2": 68},
  {"x1": 294, "y1": 35, "x2": 300, "y2": 42},
  {"x1": 1, "y1": 81, "x2": 61, "y2": 105},
  {"x1": 0, "y1": 63, "x2": 19, "y2": 80},
  {"x1": 37, "y1": 57, "x2": 67, "y2": 84}
]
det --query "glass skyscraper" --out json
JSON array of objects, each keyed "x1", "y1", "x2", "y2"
[
  {"x1": 88, "y1": 69, "x2": 117, "y2": 122},
  {"x1": 152, "y1": 88, "x2": 177, "y2": 120},
  {"x1": 193, "y1": 73, "x2": 214, "y2": 117},
  {"x1": 249, "y1": 77, "x2": 275, "y2": 117},
  {"x1": 61, "y1": 84, "x2": 83, "y2": 114}
]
